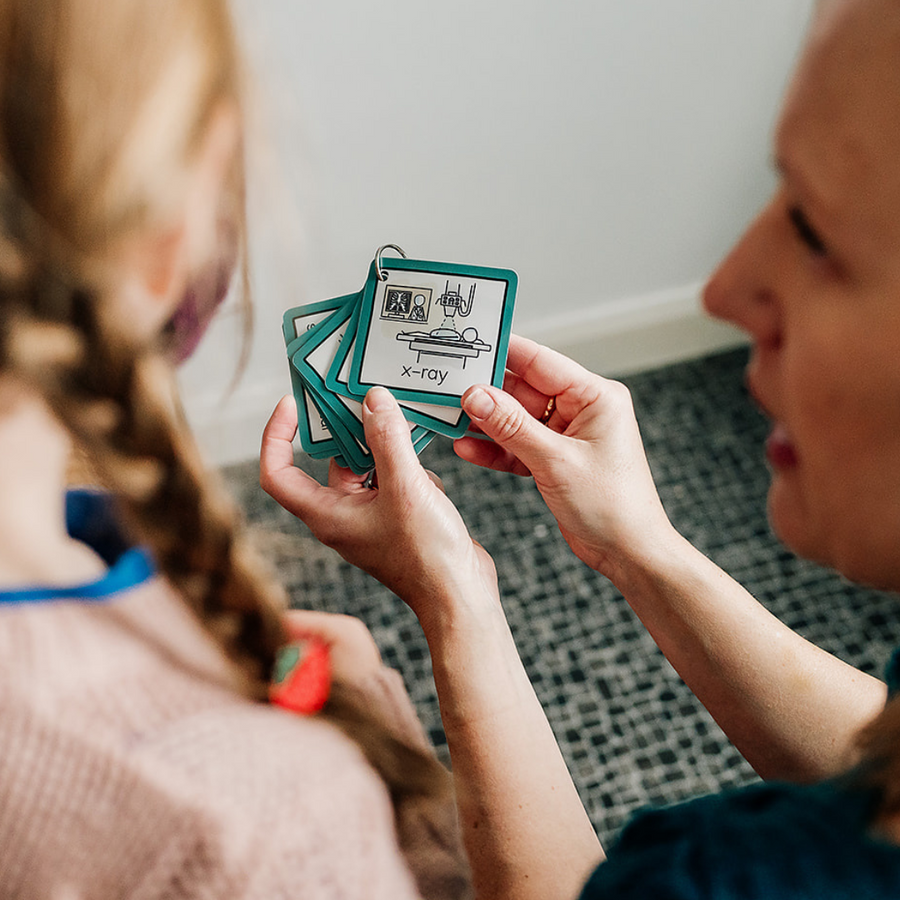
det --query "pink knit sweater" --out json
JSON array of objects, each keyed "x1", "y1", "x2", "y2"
[{"x1": 0, "y1": 577, "x2": 470, "y2": 898}]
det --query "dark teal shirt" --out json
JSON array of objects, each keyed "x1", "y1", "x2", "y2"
[
  {"x1": 580, "y1": 776, "x2": 900, "y2": 898},
  {"x1": 581, "y1": 648, "x2": 900, "y2": 899}
]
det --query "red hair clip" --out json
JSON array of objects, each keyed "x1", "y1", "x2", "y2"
[{"x1": 269, "y1": 638, "x2": 332, "y2": 714}]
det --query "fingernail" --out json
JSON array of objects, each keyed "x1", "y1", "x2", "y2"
[
  {"x1": 366, "y1": 386, "x2": 394, "y2": 412},
  {"x1": 464, "y1": 387, "x2": 495, "y2": 420}
]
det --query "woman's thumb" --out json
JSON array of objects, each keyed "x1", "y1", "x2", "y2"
[
  {"x1": 462, "y1": 385, "x2": 557, "y2": 465},
  {"x1": 362, "y1": 386, "x2": 424, "y2": 489}
]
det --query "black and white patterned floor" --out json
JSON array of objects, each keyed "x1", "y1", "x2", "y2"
[{"x1": 223, "y1": 347, "x2": 900, "y2": 847}]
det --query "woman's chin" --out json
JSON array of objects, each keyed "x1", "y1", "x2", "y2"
[
  {"x1": 766, "y1": 479, "x2": 818, "y2": 565},
  {"x1": 767, "y1": 480, "x2": 899, "y2": 590}
]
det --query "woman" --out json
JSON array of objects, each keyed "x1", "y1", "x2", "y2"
[{"x1": 262, "y1": 0, "x2": 900, "y2": 896}]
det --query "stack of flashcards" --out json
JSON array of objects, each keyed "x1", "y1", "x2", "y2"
[{"x1": 282, "y1": 245, "x2": 517, "y2": 474}]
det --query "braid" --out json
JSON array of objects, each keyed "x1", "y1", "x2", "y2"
[
  {"x1": 0, "y1": 180, "x2": 281, "y2": 694},
  {"x1": 0, "y1": 241, "x2": 286, "y2": 697}
]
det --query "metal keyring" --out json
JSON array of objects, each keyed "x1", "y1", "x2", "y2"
[{"x1": 375, "y1": 243, "x2": 407, "y2": 281}]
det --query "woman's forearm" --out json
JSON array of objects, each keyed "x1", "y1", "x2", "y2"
[
  {"x1": 419, "y1": 584, "x2": 603, "y2": 900},
  {"x1": 605, "y1": 527, "x2": 887, "y2": 782}
]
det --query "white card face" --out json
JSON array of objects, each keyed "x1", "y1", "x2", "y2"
[
  {"x1": 305, "y1": 390, "x2": 331, "y2": 442},
  {"x1": 297, "y1": 309, "x2": 343, "y2": 442},
  {"x1": 338, "y1": 334, "x2": 464, "y2": 427},
  {"x1": 357, "y1": 271, "x2": 510, "y2": 399},
  {"x1": 306, "y1": 319, "x2": 364, "y2": 423},
  {"x1": 304, "y1": 319, "x2": 418, "y2": 438},
  {"x1": 292, "y1": 308, "x2": 333, "y2": 340}
]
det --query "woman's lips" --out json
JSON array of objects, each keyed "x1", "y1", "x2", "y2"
[
  {"x1": 765, "y1": 423, "x2": 799, "y2": 469},
  {"x1": 745, "y1": 374, "x2": 798, "y2": 470}
]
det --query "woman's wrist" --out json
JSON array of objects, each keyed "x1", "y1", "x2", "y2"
[
  {"x1": 594, "y1": 518, "x2": 691, "y2": 595},
  {"x1": 405, "y1": 567, "x2": 506, "y2": 645}
]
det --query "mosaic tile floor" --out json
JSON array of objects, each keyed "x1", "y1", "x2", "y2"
[{"x1": 223, "y1": 347, "x2": 900, "y2": 847}]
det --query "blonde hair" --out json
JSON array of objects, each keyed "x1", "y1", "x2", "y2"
[
  {"x1": 0, "y1": 0, "x2": 283, "y2": 692},
  {"x1": 0, "y1": 3, "x2": 467, "y2": 893}
]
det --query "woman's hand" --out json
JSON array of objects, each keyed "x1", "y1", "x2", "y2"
[
  {"x1": 260, "y1": 388, "x2": 499, "y2": 630},
  {"x1": 454, "y1": 334, "x2": 675, "y2": 576},
  {"x1": 263, "y1": 385, "x2": 603, "y2": 900}
]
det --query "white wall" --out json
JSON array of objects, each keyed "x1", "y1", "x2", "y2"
[{"x1": 179, "y1": 0, "x2": 815, "y2": 465}]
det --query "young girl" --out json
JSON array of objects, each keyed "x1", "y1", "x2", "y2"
[{"x1": 0, "y1": 1, "x2": 469, "y2": 896}]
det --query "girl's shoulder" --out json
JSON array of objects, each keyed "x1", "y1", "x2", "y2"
[{"x1": 0, "y1": 588, "x2": 425, "y2": 899}]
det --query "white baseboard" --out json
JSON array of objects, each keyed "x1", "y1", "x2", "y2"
[
  {"x1": 515, "y1": 281, "x2": 747, "y2": 377},
  {"x1": 186, "y1": 282, "x2": 747, "y2": 467}
]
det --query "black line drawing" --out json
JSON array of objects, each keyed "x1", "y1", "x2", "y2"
[
  {"x1": 410, "y1": 294, "x2": 428, "y2": 322},
  {"x1": 395, "y1": 280, "x2": 491, "y2": 368},
  {"x1": 380, "y1": 285, "x2": 433, "y2": 322},
  {"x1": 437, "y1": 280, "x2": 476, "y2": 325}
]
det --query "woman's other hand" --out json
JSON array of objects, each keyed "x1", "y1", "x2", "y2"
[
  {"x1": 454, "y1": 334, "x2": 675, "y2": 576},
  {"x1": 260, "y1": 389, "x2": 499, "y2": 631}
]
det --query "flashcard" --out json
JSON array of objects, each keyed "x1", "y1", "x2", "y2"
[
  {"x1": 288, "y1": 303, "x2": 373, "y2": 473},
  {"x1": 283, "y1": 296, "x2": 380, "y2": 471},
  {"x1": 290, "y1": 297, "x2": 432, "y2": 473},
  {"x1": 282, "y1": 300, "x2": 348, "y2": 460},
  {"x1": 282, "y1": 246, "x2": 516, "y2": 475},
  {"x1": 325, "y1": 293, "x2": 471, "y2": 439},
  {"x1": 348, "y1": 258, "x2": 516, "y2": 407}
]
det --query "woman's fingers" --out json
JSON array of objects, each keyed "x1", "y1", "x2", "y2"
[
  {"x1": 361, "y1": 387, "x2": 428, "y2": 496},
  {"x1": 505, "y1": 335, "x2": 610, "y2": 428},
  {"x1": 505, "y1": 334, "x2": 593, "y2": 398},
  {"x1": 259, "y1": 394, "x2": 298, "y2": 473},
  {"x1": 326, "y1": 457, "x2": 370, "y2": 492},
  {"x1": 460, "y1": 384, "x2": 562, "y2": 474},
  {"x1": 502, "y1": 369, "x2": 553, "y2": 421},
  {"x1": 453, "y1": 434, "x2": 533, "y2": 476},
  {"x1": 259, "y1": 395, "x2": 334, "y2": 524}
]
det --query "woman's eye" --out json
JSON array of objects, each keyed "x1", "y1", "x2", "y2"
[{"x1": 788, "y1": 206, "x2": 828, "y2": 257}]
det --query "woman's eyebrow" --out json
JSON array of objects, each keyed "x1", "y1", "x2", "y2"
[
  {"x1": 773, "y1": 153, "x2": 826, "y2": 211},
  {"x1": 773, "y1": 154, "x2": 795, "y2": 183}
]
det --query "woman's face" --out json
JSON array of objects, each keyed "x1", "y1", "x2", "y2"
[{"x1": 703, "y1": 0, "x2": 900, "y2": 589}]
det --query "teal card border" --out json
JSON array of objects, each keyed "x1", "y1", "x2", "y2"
[
  {"x1": 283, "y1": 297, "x2": 351, "y2": 345},
  {"x1": 325, "y1": 291, "x2": 471, "y2": 439},
  {"x1": 283, "y1": 303, "x2": 348, "y2": 460},
  {"x1": 283, "y1": 296, "x2": 369, "y2": 467},
  {"x1": 291, "y1": 297, "x2": 432, "y2": 472},
  {"x1": 347, "y1": 258, "x2": 517, "y2": 406},
  {"x1": 291, "y1": 296, "x2": 373, "y2": 472}
]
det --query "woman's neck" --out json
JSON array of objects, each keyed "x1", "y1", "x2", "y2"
[{"x1": 0, "y1": 385, "x2": 106, "y2": 589}]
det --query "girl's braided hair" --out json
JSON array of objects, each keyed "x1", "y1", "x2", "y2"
[
  {"x1": 0, "y1": 0, "x2": 284, "y2": 697},
  {"x1": 0, "y1": 2, "x2": 468, "y2": 892}
]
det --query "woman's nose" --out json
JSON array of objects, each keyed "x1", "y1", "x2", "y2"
[{"x1": 703, "y1": 203, "x2": 783, "y2": 351}]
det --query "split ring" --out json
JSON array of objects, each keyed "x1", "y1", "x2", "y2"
[{"x1": 374, "y1": 244, "x2": 407, "y2": 281}]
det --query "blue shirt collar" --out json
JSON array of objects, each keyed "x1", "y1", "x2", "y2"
[{"x1": 0, "y1": 490, "x2": 155, "y2": 604}]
